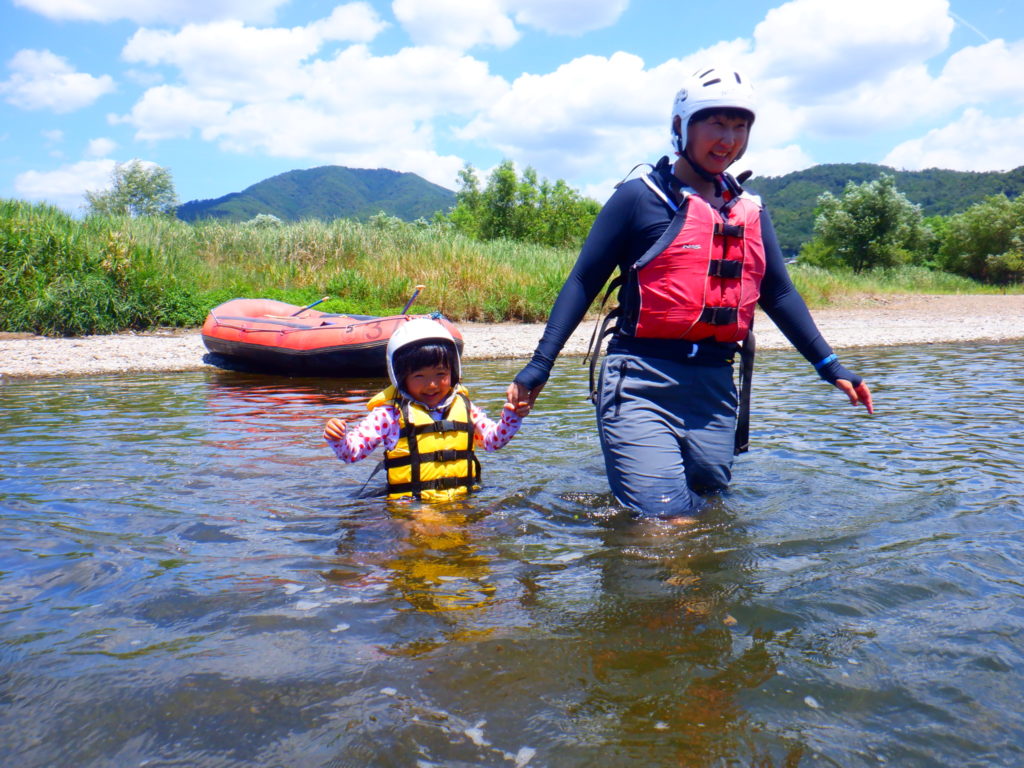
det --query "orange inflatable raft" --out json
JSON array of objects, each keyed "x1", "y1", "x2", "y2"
[{"x1": 201, "y1": 298, "x2": 463, "y2": 377}]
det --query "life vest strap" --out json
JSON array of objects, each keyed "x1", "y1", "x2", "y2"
[
  {"x1": 713, "y1": 222, "x2": 745, "y2": 238},
  {"x1": 708, "y1": 259, "x2": 743, "y2": 279},
  {"x1": 387, "y1": 474, "x2": 477, "y2": 495},
  {"x1": 405, "y1": 418, "x2": 470, "y2": 435},
  {"x1": 384, "y1": 448, "x2": 474, "y2": 468},
  {"x1": 699, "y1": 306, "x2": 739, "y2": 325},
  {"x1": 734, "y1": 330, "x2": 756, "y2": 455},
  {"x1": 588, "y1": 306, "x2": 624, "y2": 404}
]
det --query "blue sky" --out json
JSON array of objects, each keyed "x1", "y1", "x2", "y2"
[{"x1": 2, "y1": 0, "x2": 1022, "y2": 213}]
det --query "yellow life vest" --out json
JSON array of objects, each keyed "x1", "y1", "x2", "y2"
[{"x1": 367, "y1": 385, "x2": 482, "y2": 502}]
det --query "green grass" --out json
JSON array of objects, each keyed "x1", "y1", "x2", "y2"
[
  {"x1": 1, "y1": 198, "x2": 1019, "y2": 336},
  {"x1": 788, "y1": 263, "x2": 1018, "y2": 307}
]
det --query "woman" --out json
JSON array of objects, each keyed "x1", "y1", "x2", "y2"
[{"x1": 507, "y1": 66, "x2": 873, "y2": 519}]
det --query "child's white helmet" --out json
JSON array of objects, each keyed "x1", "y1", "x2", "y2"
[
  {"x1": 670, "y1": 67, "x2": 757, "y2": 156},
  {"x1": 386, "y1": 317, "x2": 462, "y2": 391}
]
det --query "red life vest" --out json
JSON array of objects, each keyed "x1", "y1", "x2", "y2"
[{"x1": 623, "y1": 183, "x2": 766, "y2": 343}]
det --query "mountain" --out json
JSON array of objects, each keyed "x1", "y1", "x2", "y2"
[
  {"x1": 177, "y1": 165, "x2": 456, "y2": 223},
  {"x1": 744, "y1": 163, "x2": 1024, "y2": 255}
]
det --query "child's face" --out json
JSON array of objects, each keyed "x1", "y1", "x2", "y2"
[{"x1": 403, "y1": 364, "x2": 453, "y2": 408}]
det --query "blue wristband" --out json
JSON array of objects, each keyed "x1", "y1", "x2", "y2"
[{"x1": 813, "y1": 353, "x2": 838, "y2": 371}]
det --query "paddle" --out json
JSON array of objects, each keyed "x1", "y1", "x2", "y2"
[
  {"x1": 290, "y1": 296, "x2": 330, "y2": 316},
  {"x1": 401, "y1": 285, "x2": 426, "y2": 315}
]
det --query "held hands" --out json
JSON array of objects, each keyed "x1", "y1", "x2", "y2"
[
  {"x1": 323, "y1": 417, "x2": 347, "y2": 441},
  {"x1": 505, "y1": 381, "x2": 544, "y2": 418},
  {"x1": 834, "y1": 379, "x2": 874, "y2": 415}
]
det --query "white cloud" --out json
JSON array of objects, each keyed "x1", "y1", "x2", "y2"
[
  {"x1": 121, "y1": 6, "x2": 387, "y2": 102},
  {"x1": 937, "y1": 38, "x2": 1024, "y2": 105},
  {"x1": 392, "y1": 0, "x2": 519, "y2": 50},
  {"x1": 511, "y1": 0, "x2": 628, "y2": 35},
  {"x1": 312, "y1": 3, "x2": 390, "y2": 42},
  {"x1": 744, "y1": 143, "x2": 815, "y2": 178},
  {"x1": 117, "y1": 40, "x2": 504, "y2": 187},
  {"x1": 882, "y1": 108, "x2": 1024, "y2": 172},
  {"x1": 86, "y1": 137, "x2": 117, "y2": 157},
  {"x1": 14, "y1": 158, "x2": 116, "y2": 211},
  {"x1": 798, "y1": 64, "x2": 944, "y2": 137},
  {"x1": 201, "y1": 100, "x2": 465, "y2": 186},
  {"x1": 197, "y1": 46, "x2": 506, "y2": 185},
  {"x1": 775, "y1": 38, "x2": 1024, "y2": 142},
  {"x1": 13, "y1": 0, "x2": 287, "y2": 25},
  {"x1": 458, "y1": 48, "x2": 763, "y2": 182},
  {"x1": 42, "y1": 128, "x2": 64, "y2": 143},
  {"x1": 305, "y1": 44, "x2": 506, "y2": 117},
  {"x1": 123, "y1": 23, "x2": 316, "y2": 102},
  {"x1": 1, "y1": 49, "x2": 115, "y2": 113},
  {"x1": 112, "y1": 85, "x2": 233, "y2": 141},
  {"x1": 392, "y1": 0, "x2": 628, "y2": 49},
  {"x1": 751, "y1": 0, "x2": 953, "y2": 98}
]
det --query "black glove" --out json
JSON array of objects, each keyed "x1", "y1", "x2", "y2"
[{"x1": 816, "y1": 355, "x2": 863, "y2": 388}]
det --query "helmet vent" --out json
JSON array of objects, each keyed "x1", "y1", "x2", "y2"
[{"x1": 703, "y1": 78, "x2": 722, "y2": 87}]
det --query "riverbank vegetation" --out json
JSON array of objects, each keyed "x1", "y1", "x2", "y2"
[{"x1": 2, "y1": 163, "x2": 1022, "y2": 336}]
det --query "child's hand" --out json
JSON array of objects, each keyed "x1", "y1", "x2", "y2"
[
  {"x1": 323, "y1": 418, "x2": 347, "y2": 441},
  {"x1": 506, "y1": 381, "x2": 542, "y2": 418},
  {"x1": 504, "y1": 400, "x2": 531, "y2": 419}
]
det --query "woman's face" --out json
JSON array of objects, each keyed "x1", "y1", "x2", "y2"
[{"x1": 685, "y1": 112, "x2": 750, "y2": 175}]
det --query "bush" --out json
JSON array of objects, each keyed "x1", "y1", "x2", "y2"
[
  {"x1": 243, "y1": 213, "x2": 283, "y2": 229},
  {"x1": 806, "y1": 174, "x2": 928, "y2": 272},
  {"x1": 937, "y1": 194, "x2": 1024, "y2": 283}
]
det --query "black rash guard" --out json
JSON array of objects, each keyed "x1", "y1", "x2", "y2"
[{"x1": 514, "y1": 156, "x2": 860, "y2": 391}]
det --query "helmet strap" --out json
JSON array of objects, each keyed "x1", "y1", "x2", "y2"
[{"x1": 680, "y1": 147, "x2": 725, "y2": 197}]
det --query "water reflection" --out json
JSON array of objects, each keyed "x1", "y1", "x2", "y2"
[{"x1": 2, "y1": 342, "x2": 1023, "y2": 766}]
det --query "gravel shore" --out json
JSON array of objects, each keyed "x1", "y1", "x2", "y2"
[{"x1": 2, "y1": 294, "x2": 1022, "y2": 380}]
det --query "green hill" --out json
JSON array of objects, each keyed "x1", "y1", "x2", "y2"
[
  {"x1": 745, "y1": 163, "x2": 1024, "y2": 255},
  {"x1": 177, "y1": 165, "x2": 456, "y2": 223}
]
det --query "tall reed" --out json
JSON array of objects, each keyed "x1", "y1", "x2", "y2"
[{"x1": 1, "y1": 199, "x2": 1018, "y2": 336}]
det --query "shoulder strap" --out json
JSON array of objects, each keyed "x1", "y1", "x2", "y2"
[
  {"x1": 640, "y1": 174, "x2": 689, "y2": 213},
  {"x1": 614, "y1": 162, "x2": 655, "y2": 190}
]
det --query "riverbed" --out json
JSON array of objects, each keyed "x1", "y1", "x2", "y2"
[{"x1": 2, "y1": 341, "x2": 1023, "y2": 766}]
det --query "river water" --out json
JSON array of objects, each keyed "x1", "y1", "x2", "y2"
[{"x1": 2, "y1": 342, "x2": 1023, "y2": 767}]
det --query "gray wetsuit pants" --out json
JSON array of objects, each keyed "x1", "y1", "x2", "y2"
[{"x1": 595, "y1": 352, "x2": 737, "y2": 518}]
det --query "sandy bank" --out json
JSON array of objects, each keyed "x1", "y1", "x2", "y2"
[{"x1": 2, "y1": 294, "x2": 1022, "y2": 380}]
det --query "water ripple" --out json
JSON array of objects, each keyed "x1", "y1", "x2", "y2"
[{"x1": 2, "y1": 343, "x2": 1024, "y2": 766}]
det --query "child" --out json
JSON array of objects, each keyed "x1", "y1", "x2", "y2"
[{"x1": 324, "y1": 318, "x2": 527, "y2": 502}]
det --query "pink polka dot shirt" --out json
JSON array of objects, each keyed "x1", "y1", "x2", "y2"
[{"x1": 327, "y1": 399, "x2": 522, "y2": 464}]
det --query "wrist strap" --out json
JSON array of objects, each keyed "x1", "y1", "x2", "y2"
[{"x1": 813, "y1": 353, "x2": 838, "y2": 371}]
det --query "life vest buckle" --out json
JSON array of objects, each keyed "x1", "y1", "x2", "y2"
[
  {"x1": 708, "y1": 259, "x2": 743, "y2": 278},
  {"x1": 699, "y1": 306, "x2": 739, "y2": 325},
  {"x1": 713, "y1": 222, "x2": 745, "y2": 238}
]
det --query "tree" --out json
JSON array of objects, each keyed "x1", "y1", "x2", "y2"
[
  {"x1": 446, "y1": 163, "x2": 484, "y2": 239},
  {"x1": 802, "y1": 174, "x2": 928, "y2": 272},
  {"x1": 937, "y1": 194, "x2": 1024, "y2": 284},
  {"x1": 446, "y1": 161, "x2": 600, "y2": 249},
  {"x1": 85, "y1": 160, "x2": 179, "y2": 218}
]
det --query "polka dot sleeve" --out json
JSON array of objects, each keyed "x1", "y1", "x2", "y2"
[
  {"x1": 327, "y1": 405, "x2": 401, "y2": 463},
  {"x1": 470, "y1": 402, "x2": 522, "y2": 452}
]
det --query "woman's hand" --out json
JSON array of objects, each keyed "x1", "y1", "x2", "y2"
[
  {"x1": 506, "y1": 381, "x2": 544, "y2": 418},
  {"x1": 323, "y1": 418, "x2": 347, "y2": 441},
  {"x1": 835, "y1": 379, "x2": 874, "y2": 414}
]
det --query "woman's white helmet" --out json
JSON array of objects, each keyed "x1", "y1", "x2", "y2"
[
  {"x1": 386, "y1": 317, "x2": 461, "y2": 391},
  {"x1": 671, "y1": 67, "x2": 756, "y2": 156}
]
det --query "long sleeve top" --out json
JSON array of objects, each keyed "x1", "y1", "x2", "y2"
[
  {"x1": 328, "y1": 400, "x2": 522, "y2": 464},
  {"x1": 514, "y1": 156, "x2": 858, "y2": 389}
]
